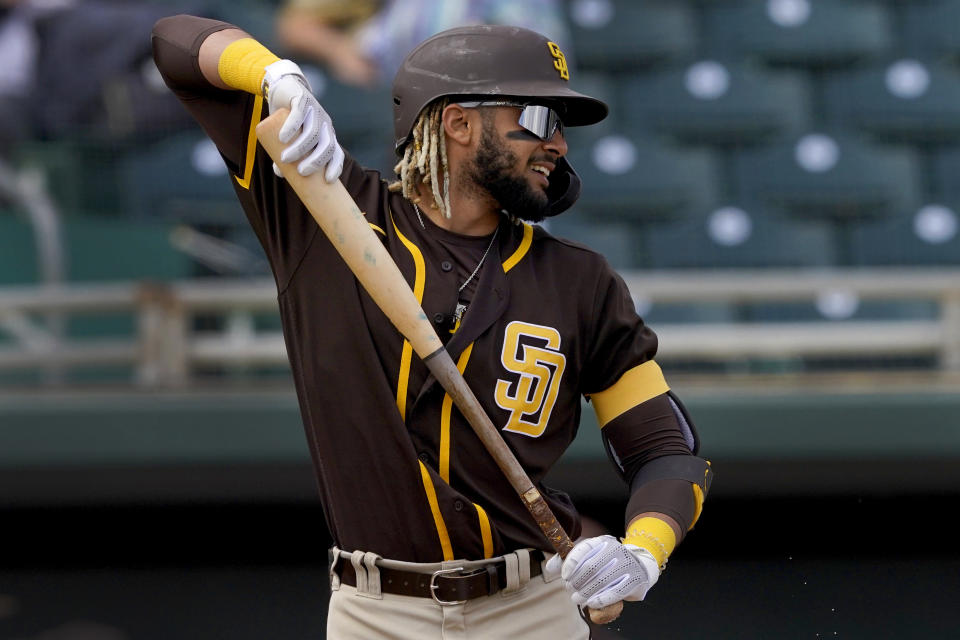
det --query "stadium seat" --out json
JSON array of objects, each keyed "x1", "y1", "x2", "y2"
[
  {"x1": 544, "y1": 212, "x2": 639, "y2": 269},
  {"x1": 345, "y1": 137, "x2": 398, "y2": 179},
  {"x1": 930, "y1": 145, "x2": 960, "y2": 205},
  {"x1": 119, "y1": 132, "x2": 241, "y2": 225},
  {"x1": 545, "y1": 210, "x2": 739, "y2": 319},
  {"x1": 16, "y1": 140, "x2": 128, "y2": 217},
  {"x1": 822, "y1": 60, "x2": 960, "y2": 143},
  {"x1": 567, "y1": 71, "x2": 619, "y2": 136},
  {"x1": 644, "y1": 201, "x2": 836, "y2": 269},
  {"x1": 0, "y1": 211, "x2": 191, "y2": 284},
  {"x1": 702, "y1": 0, "x2": 892, "y2": 67},
  {"x1": 732, "y1": 131, "x2": 922, "y2": 220},
  {"x1": 305, "y1": 68, "x2": 395, "y2": 151},
  {"x1": 848, "y1": 203, "x2": 960, "y2": 266},
  {"x1": 208, "y1": 0, "x2": 280, "y2": 49},
  {"x1": 122, "y1": 127, "x2": 394, "y2": 225},
  {"x1": 64, "y1": 214, "x2": 193, "y2": 282},
  {"x1": 565, "y1": 128, "x2": 720, "y2": 223},
  {"x1": 642, "y1": 301, "x2": 737, "y2": 326},
  {"x1": 619, "y1": 61, "x2": 811, "y2": 145},
  {"x1": 733, "y1": 132, "x2": 923, "y2": 264},
  {"x1": 902, "y1": 0, "x2": 960, "y2": 58},
  {"x1": 565, "y1": 0, "x2": 698, "y2": 71}
]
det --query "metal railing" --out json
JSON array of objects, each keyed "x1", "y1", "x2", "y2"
[
  {"x1": 622, "y1": 269, "x2": 960, "y2": 369},
  {"x1": 1, "y1": 268, "x2": 959, "y2": 387}
]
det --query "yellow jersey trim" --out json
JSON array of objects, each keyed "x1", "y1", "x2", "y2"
[
  {"x1": 439, "y1": 342, "x2": 474, "y2": 482},
  {"x1": 589, "y1": 360, "x2": 670, "y2": 428},
  {"x1": 391, "y1": 216, "x2": 426, "y2": 419},
  {"x1": 418, "y1": 461, "x2": 455, "y2": 561},
  {"x1": 502, "y1": 222, "x2": 533, "y2": 273},
  {"x1": 474, "y1": 503, "x2": 495, "y2": 559},
  {"x1": 369, "y1": 223, "x2": 385, "y2": 236},
  {"x1": 234, "y1": 95, "x2": 264, "y2": 190}
]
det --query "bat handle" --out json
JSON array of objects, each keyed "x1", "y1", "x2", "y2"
[
  {"x1": 523, "y1": 489, "x2": 624, "y2": 624},
  {"x1": 429, "y1": 354, "x2": 624, "y2": 623},
  {"x1": 429, "y1": 353, "x2": 625, "y2": 624}
]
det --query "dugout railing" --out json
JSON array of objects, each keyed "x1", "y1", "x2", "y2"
[{"x1": 2, "y1": 268, "x2": 960, "y2": 387}]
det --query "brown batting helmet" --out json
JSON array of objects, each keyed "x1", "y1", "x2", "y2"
[
  {"x1": 391, "y1": 25, "x2": 608, "y2": 216},
  {"x1": 391, "y1": 24, "x2": 608, "y2": 153}
]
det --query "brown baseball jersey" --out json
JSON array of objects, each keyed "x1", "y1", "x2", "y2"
[{"x1": 152, "y1": 16, "x2": 698, "y2": 563}]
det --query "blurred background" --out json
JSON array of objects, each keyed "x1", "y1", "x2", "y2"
[{"x1": 2, "y1": 0, "x2": 960, "y2": 638}]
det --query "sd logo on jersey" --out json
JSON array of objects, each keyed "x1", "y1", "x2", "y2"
[{"x1": 495, "y1": 321, "x2": 566, "y2": 438}]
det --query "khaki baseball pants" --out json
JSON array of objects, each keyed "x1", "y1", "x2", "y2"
[{"x1": 326, "y1": 549, "x2": 590, "y2": 639}]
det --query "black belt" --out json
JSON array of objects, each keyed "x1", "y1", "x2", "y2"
[{"x1": 333, "y1": 551, "x2": 545, "y2": 604}]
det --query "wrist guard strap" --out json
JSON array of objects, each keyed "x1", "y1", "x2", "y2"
[{"x1": 624, "y1": 516, "x2": 676, "y2": 569}]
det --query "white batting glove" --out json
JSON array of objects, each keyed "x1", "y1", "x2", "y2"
[
  {"x1": 544, "y1": 535, "x2": 661, "y2": 609},
  {"x1": 262, "y1": 59, "x2": 344, "y2": 182}
]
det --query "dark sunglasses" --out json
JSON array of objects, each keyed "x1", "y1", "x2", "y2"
[{"x1": 457, "y1": 101, "x2": 564, "y2": 141}]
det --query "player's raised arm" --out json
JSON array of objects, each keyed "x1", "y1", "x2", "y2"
[{"x1": 152, "y1": 14, "x2": 343, "y2": 182}]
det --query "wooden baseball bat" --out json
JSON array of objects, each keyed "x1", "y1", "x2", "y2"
[{"x1": 256, "y1": 109, "x2": 621, "y2": 624}]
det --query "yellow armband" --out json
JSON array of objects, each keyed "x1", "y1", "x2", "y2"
[
  {"x1": 623, "y1": 516, "x2": 676, "y2": 569},
  {"x1": 218, "y1": 38, "x2": 280, "y2": 95}
]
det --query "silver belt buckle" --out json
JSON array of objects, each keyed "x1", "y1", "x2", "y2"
[{"x1": 429, "y1": 566, "x2": 466, "y2": 606}]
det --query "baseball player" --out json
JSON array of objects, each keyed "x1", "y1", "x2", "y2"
[{"x1": 152, "y1": 14, "x2": 712, "y2": 638}]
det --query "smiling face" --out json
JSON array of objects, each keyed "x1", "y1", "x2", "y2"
[{"x1": 461, "y1": 105, "x2": 568, "y2": 223}]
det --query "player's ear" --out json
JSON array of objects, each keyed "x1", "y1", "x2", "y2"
[{"x1": 442, "y1": 103, "x2": 475, "y2": 147}]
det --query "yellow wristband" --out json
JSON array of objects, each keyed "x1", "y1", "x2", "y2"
[
  {"x1": 218, "y1": 38, "x2": 280, "y2": 95},
  {"x1": 623, "y1": 517, "x2": 677, "y2": 568}
]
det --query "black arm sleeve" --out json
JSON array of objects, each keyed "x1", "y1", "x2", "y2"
[
  {"x1": 601, "y1": 393, "x2": 713, "y2": 536},
  {"x1": 601, "y1": 393, "x2": 693, "y2": 482}
]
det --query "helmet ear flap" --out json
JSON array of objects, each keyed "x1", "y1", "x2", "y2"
[{"x1": 545, "y1": 156, "x2": 581, "y2": 216}]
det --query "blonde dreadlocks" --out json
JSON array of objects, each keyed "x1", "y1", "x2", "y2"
[{"x1": 388, "y1": 98, "x2": 452, "y2": 219}]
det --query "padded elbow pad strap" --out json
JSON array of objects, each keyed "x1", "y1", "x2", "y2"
[{"x1": 633, "y1": 454, "x2": 712, "y2": 494}]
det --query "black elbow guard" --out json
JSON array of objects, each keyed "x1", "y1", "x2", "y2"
[
  {"x1": 625, "y1": 455, "x2": 713, "y2": 536},
  {"x1": 600, "y1": 390, "x2": 703, "y2": 484}
]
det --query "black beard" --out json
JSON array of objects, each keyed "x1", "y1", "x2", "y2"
[{"x1": 465, "y1": 123, "x2": 551, "y2": 223}]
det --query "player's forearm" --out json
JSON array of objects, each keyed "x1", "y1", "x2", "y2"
[{"x1": 621, "y1": 459, "x2": 712, "y2": 568}]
